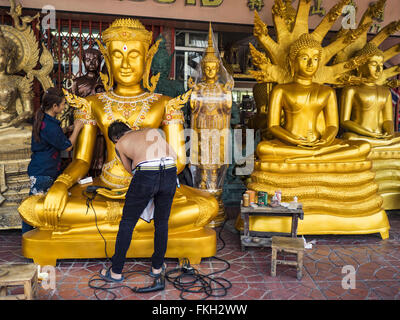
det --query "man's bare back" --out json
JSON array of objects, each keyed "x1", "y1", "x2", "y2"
[{"x1": 115, "y1": 128, "x2": 177, "y2": 173}]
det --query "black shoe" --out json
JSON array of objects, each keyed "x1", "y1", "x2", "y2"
[
  {"x1": 149, "y1": 263, "x2": 166, "y2": 278},
  {"x1": 136, "y1": 275, "x2": 165, "y2": 293}
]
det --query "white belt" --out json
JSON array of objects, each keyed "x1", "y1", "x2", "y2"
[{"x1": 137, "y1": 157, "x2": 175, "y2": 167}]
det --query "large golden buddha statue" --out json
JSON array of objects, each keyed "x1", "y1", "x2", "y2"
[
  {"x1": 240, "y1": 0, "x2": 390, "y2": 239},
  {"x1": 338, "y1": 18, "x2": 400, "y2": 210},
  {"x1": 18, "y1": 18, "x2": 218, "y2": 266}
]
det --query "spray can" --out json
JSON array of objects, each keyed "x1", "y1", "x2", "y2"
[
  {"x1": 246, "y1": 190, "x2": 256, "y2": 204},
  {"x1": 257, "y1": 192, "x2": 268, "y2": 206},
  {"x1": 243, "y1": 193, "x2": 250, "y2": 207},
  {"x1": 275, "y1": 190, "x2": 282, "y2": 204}
]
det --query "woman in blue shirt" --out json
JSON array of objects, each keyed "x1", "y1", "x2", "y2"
[{"x1": 24, "y1": 88, "x2": 84, "y2": 233}]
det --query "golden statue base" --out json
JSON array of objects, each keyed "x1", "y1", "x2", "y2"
[
  {"x1": 22, "y1": 227, "x2": 217, "y2": 267},
  {"x1": 236, "y1": 209, "x2": 390, "y2": 240},
  {"x1": 381, "y1": 193, "x2": 400, "y2": 211},
  {"x1": 0, "y1": 126, "x2": 31, "y2": 229}
]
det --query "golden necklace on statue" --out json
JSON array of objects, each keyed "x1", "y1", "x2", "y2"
[{"x1": 97, "y1": 91, "x2": 161, "y2": 129}]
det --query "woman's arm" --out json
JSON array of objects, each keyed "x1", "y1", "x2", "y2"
[{"x1": 65, "y1": 119, "x2": 85, "y2": 152}]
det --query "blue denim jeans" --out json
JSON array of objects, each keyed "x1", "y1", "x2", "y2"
[
  {"x1": 111, "y1": 166, "x2": 177, "y2": 274},
  {"x1": 22, "y1": 176, "x2": 54, "y2": 234}
]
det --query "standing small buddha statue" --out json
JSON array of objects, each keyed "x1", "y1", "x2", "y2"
[
  {"x1": 18, "y1": 18, "x2": 218, "y2": 266},
  {"x1": 339, "y1": 24, "x2": 400, "y2": 210},
  {"x1": 189, "y1": 24, "x2": 233, "y2": 227},
  {"x1": 240, "y1": 0, "x2": 390, "y2": 239}
]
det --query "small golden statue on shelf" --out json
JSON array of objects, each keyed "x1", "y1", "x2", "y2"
[
  {"x1": 18, "y1": 18, "x2": 218, "y2": 266},
  {"x1": 189, "y1": 23, "x2": 233, "y2": 227},
  {"x1": 337, "y1": 13, "x2": 400, "y2": 210},
  {"x1": 0, "y1": 0, "x2": 53, "y2": 229},
  {"x1": 241, "y1": 0, "x2": 390, "y2": 239}
]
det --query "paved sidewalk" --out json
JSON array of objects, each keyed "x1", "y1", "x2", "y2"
[{"x1": 0, "y1": 210, "x2": 399, "y2": 300}]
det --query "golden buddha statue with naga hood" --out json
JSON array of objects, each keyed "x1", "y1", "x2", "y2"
[
  {"x1": 18, "y1": 18, "x2": 218, "y2": 266},
  {"x1": 241, "y1": 0, "x2": 390, "y2": 239},
  {"x1": 336, "y1": 5, "x2": 400, "y2": 210}
]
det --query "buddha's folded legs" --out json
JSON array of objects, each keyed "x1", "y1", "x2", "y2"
[
  {"x1": 257, "y1": 139, "x2": 371, "y2": 163},
  {"x1": 18, "y1": 185, "x2": 219, "y2": 235}
]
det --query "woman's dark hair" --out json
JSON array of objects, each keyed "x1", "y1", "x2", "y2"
[
  {"x1": 33, "y1": 87, "x2": 65, "y2": 142},
  {"x1": 108, "y1": 120, "x2": 131, "y2": 143}
]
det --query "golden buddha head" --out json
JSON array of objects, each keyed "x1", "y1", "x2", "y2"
[
  {"x1": 288, "y1": 34, "x2": 322, "y2": 78},
  {"x1": 201, "y1": 24, "x2": 220, "y2": 82},
  {"x1": 355, "y1": 43, "x2": 384, "y2": 82},
  {"x1": 97, "y1": 18, "x2": 160, "y2": 92}
]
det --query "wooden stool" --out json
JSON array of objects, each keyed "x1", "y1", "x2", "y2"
[
  {"x1": 0, "y1": 264, "x2": 38, "y2": 300},
  {"x1": 271, "y1": 236, "x2": 305, "y2": 280}
]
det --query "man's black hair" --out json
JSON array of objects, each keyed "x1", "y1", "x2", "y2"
[{"x1": 108, "y1": 120, "x2": 131, "y2": 143}]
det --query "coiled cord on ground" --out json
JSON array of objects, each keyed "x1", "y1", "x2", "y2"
[{"x1": 85, "y1": 190, "x2": 232, "y2": 300}]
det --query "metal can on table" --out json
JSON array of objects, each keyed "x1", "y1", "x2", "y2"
[
  {"x1": 257, "y1": 192, "x2": 268, "y2": 206},
  {"x1": 243, "y1": 193, "x2": 250, "y2": 207},
  {"x1": 246, "y1": 190, "x2": 256, "y2": 204}
]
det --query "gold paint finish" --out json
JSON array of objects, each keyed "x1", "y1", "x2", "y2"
[
  {"x1": 238, "y1": 0, "x2": 390, "y2": 239},
  {"x1": 18, "y1": 18, "x2": 218, "y2": 265},
  {"x1": 339, "y1": 12, "x2": 400, "y2": 210}
]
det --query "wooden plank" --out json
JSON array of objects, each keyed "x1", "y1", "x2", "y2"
[{"x1": 0, "y1": 294, "x2": 26, "y2": 300}]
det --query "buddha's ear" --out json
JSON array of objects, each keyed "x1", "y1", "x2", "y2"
[
  {"x1": 288, "y1": 59, "x2": 295, "y2": 78},
  {"x1": 143, "y1": 39, "x2": 161, "y2": 93}
]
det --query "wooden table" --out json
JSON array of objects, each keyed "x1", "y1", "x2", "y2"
[{"x1": 240, "y1": 204, "x2": 304, "y2": 250}]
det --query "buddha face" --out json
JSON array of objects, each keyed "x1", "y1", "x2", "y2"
[
  {"x1": 83, "y1": 51, "x2": 101, "y2": 73},
  {"x1": 292, "y1": 47, "x2": 321, "y2": 78},
  {"x1": 359, "y1": 55, "x2": 384, "y2": 82},
  {"x1": 203, "y1": 61, "x2": 219, "y2": 82},
  {"x1": 108, "y1": 40, "x2": 147, "y2": 86}
]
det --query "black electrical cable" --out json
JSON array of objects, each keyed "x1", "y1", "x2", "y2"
[
  {"x1": 165, "y1": 256, "x2": 232, "y2": 300},
  {"x1": 83, "y1": 190, "x2": 110, "y2": 261},
  {"x1": 84, "y1": 189, "x2": 232, "y2": 300}
]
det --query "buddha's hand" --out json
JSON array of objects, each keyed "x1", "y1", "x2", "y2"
[
  {"x1": 293, "y1": 136, "x2": 317, "y2": 148},
  {"x1": 382, "y1": 132, "x2": 394, "y2": 139},
  {"x1": 382, "y1": 124, "x2": 394, "y2": 139},
  {"x1": 372, "y1": 131, "x2": 389, "y2": 139},
  {"x1": 43, "y1": 181, "x2": 69, "y2": 227}
]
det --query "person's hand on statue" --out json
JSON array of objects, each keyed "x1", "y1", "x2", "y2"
[
  {"x1": 73, "y1": 119, "x2": 85, "y2": 131},
  {"x1": 43, "y1": 181, "x2": 69, "y2": 225}
]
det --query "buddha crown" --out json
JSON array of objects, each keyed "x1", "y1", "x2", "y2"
[
  {"x1": 102, "y1": 18, "x2": 153, "y2": 46},
  {"x1": 354, "y1": 43, "x2": 384, "y2": 59},
  {"x1": 201, "y1": 23, "x2": 220, "y2": 66}
]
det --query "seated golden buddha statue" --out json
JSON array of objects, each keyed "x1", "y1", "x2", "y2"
[
  {"x1": 239, "y1": 0, "x2": 390, "y2": 239},
  {"x1": 340, "y1": 39, "x2": 400, "y2": 209},
  {"x1": 18, "y1": 18, "x2": 218, "y2": 266}
]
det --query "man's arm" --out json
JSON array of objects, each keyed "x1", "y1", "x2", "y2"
[{"x1": 115, "y1": 144, "x2": 133, "y2": 174}]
